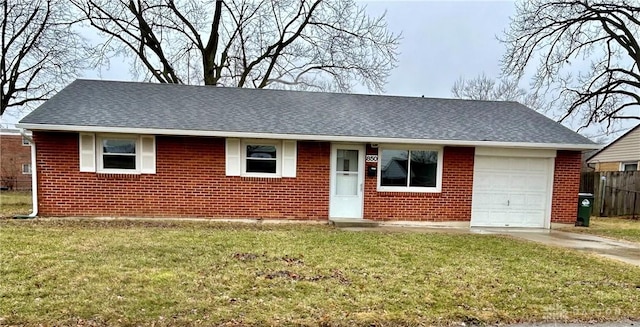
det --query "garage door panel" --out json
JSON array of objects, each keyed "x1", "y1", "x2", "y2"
[
  {"x1": 527, "y1": 159, "x2": 550, "y2": 171},
  {"x1": 473, "y1": 192, "x2": 509, "y2": 206},
  {"x1": 510, "y1": 173, "x2": 547, "y2": 191},
  {"x1": 510, "y1": 210, "x2": 547, "y2": 227},
  {"x1": 474, "y1": 173, "x2": 510, "y2": 191},
  {"x1": 471, "y1": 155, "x2": 552, "y2": 228},
  {"x1": 510, "y1": 175, "x2": 531, "y2": 189},
  {"x1": 505, "y1": 158, "x2": 529, "y2": 171},
  {"x1": 472, "y1": 210, "x2": 512, "y2": 227},
  {"x1": 509, "y1": 192, "x2": 546, "y2": 206},
  {"x1": 492, "y1": 175, "x2": 512, "y2": 189},
  {"x1": 474, "y1": 156, "x2": 503, "y2": 169},
  {"x1": 509, "y1": 194, "x2": 526, "y2": 207},
  {"x1": 526, "y1": 175, "x2": 548, "y2": 190},
  {"x1": 525, "y1": 194, "x2": 547, "y2": 209}
]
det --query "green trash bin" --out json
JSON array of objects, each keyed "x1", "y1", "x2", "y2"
[{"x1": 577, "y1": 193, "x2": 594, "y2": 227}]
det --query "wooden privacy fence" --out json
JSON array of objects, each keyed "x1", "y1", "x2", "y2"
[{"x1": 583, "y1": 171, "x2": 640, "y2": 218}]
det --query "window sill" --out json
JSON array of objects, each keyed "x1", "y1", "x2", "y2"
[
  {"x1": 240, "y1": 176, "x2": 283, "y2": 183},
  {"x1": 375, "y1": 191, "x2": 442, "y2": 197},
  {"x1": 97, "y1": 173, "x2": 141, "y2": 180},
  {"x1": 377, "y1": 187, "x2": 441, "y2": 193},
  {"x1": 97, "y1": 169, "x2": 140, "y2": 175},
  {"x1": 241, "y1": 173, "x2": 281, "y2": 178}
]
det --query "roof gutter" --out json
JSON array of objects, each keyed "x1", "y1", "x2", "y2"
[
  {"x1": 16, "y1": 123, "x2": 601, "y2": 151},
  {"x1": 14, "y1": 131, "x2": 37, "y2": 219}
]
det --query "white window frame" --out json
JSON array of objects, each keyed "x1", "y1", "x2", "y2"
[
  {"x1": 96, "y1": 134, "x2": 140, "y2": 174},
  {"x1": 621, "y1": 161, "x2": 639, "y2": 171},
  {"x1": 21, "y1": 137, "x2": 30, "y2": 146},
  {"x1": 377, "y1": 144, "x2": 443, "y2": 193},
  {"x1": 22, "y1": 163, "x2": 31, "y2": 174},
  {"x1": 241, "y1": 139, "x2": 282, "y2": 177}
]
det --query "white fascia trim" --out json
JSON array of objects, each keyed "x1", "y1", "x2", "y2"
[{"x1": 17, "y1": 123, "x2": 601, "y2": 151}]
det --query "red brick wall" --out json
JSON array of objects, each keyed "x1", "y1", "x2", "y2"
[
  {"x1": 364, "y1": 146, "x2": 475, "y2": 221},
  {"x1": 34, "y1": 131, "x2": 582, "y2": 224},
  {"x1": 551, "y1": 150, "x2": 582, "y2": 223},
  {"x1": 0, "y1": 133, "x2": 32, "y2": 190},
  {"x1": 34, "y1": 132, "x2": 330, "y2": 218}
]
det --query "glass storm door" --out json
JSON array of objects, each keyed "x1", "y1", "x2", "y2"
[{"x1": 329, "y1": 144, "x2": 364, "y2": 218}]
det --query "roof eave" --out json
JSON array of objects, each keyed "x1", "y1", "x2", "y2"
[{"x1": 17, "y1": 123, "x2": 600, "y2": 151}]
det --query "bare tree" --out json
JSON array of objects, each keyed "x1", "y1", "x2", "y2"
[
  {"x1": 0, "y1": 158, "x2": 19, "y2": 190},
  {"x1": 451, "y1": 73, "x2": 548, "y2": 111},
  {"x1": 501, "y1": 0, "x2": 640, "y2": 131},
  {"x1": 72, "y1": 0, "x2": 400, "y2": 92},
  {"x1": 1, "y1": 0, "x2": 93, "y2": 117}
]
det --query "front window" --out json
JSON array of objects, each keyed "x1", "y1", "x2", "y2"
[
  {"x1": 242, "y1": 141, "x2": 281, "y2": 176},
  {"x1": 246, "y1": 145, "x2": 277, "y2": 173},
  {"x1": 22, "y1": 163, "x2": 31, "y2": 174},
  {"x1": 378, "y1": 147, "x2": 441, "y2": 192},
  {"x1": 99, "y1": 137, "x2": 137, "y2": 172}
]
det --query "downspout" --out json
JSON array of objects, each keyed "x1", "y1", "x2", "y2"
[
  {"x1": 14, "y1": 131, "x2": 37, "y2": 219},
  {"x1": 599, "y1": 174, "x2": 606, "y2": 217}
]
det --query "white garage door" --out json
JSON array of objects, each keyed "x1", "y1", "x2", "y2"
[{"x1": 471, "y1": 154, "x2": 553, "y2": 228}]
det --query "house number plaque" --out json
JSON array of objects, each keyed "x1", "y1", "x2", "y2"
[{"x1": 365, "y1": 155, "x2": 378, "y2": 163}]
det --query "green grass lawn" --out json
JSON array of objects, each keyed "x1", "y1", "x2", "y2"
[
  {"x1": 2, "y1": 220, "x2": 640, "y2": 326},
  {"x1": 562, "y1": 216, "x2": 640, "y2": 243},
  {"x1": 0, "y1": 190, "x2": 32, "y2": 218}
]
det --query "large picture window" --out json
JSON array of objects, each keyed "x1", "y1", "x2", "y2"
[{"x1": 378, "y1": 146, "x2": 442, "y2": 192}]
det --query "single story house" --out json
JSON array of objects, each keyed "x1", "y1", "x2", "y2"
[
  {"x1": 587, "y1": 123, "x2": 640, "y2": 172},
  {"x1": 17, "y1": 79, "x2": 599, "y2": 228}
]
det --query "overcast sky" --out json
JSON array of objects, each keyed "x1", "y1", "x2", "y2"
[
  {"x1": 360, "y1": 1, "x2": 513, "y2": 98},
  {"x1": 2, "y1": 1, "x2": 631, "y2": 140},
  {"x1": 85, "y1": 1, "x2": 515, "y2": 98}
]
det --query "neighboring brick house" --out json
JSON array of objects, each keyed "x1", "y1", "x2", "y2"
[
  {"x1": 0, "y1": 129, "x2": 32, "y2": 190},
  {"x1": 18, "y1": 80, "x2": 598, "y2": 228},
  {"x1": 587, "y1": 124, "x2": 640, "y2": 172}
]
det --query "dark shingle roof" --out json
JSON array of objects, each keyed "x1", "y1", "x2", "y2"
[{"x1": 19, "y1": 79, "x2": 594, "y2": 146}]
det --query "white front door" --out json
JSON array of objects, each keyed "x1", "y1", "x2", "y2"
[{"x1": 329, "y1": 144, "x2": 365, "y2": 219}]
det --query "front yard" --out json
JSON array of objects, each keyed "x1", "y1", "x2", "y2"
[
  {"x1": 563, "y1": 217, "x2": 640, "y2": 243},
  {"x1": 2, "y1": 220, "x2": 640, "y2": 326}
]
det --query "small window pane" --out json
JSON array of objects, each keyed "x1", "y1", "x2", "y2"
[
  {"x1": 336, "y1": 173, "x2": 358, "y2": 195},
  {"x1": 103, "y1": 139, "x2": 136, "y2": 154},
  {"x1": 247, "y1": 145, "x2": 276, "y2": 158},
  {"x1": 22, "y1": 164, "x2": 31, "y2": 174},
  {"x1": 409, "y1": 150, "x2": 438, "y2": 187},
  {"x1": 337, "y1": 149, "x2": 358, "y2": 172},
  {"x1": 381, "y1": 150, "x2": 408, "y2": 186},
  {"x1": 246, "y1": 159, "x2": 277, "y2": 173},
  {"x1": 104, "y1": 155, "x2": 136, "y2": 169}
]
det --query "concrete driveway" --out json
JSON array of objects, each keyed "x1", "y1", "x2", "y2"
[{"x1": 473, "y1": 228, "x2": 640, "y2": 267}]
